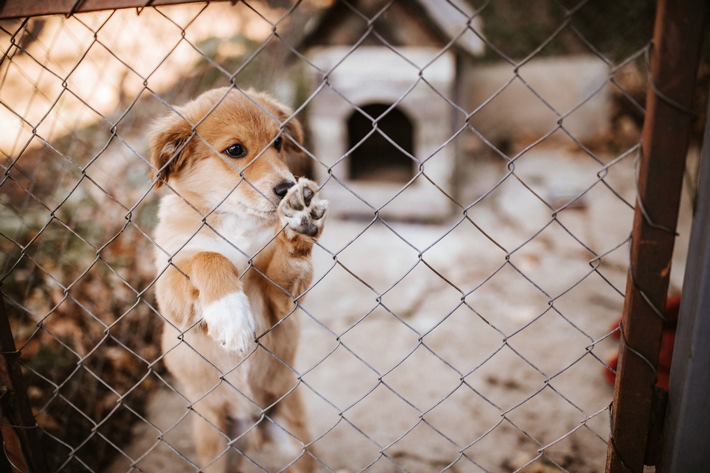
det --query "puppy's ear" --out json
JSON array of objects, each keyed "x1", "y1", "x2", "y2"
[
  {"x1": 150, "y1": 115, "x2": 194, "y2": 187},
  {"x1": 281, "y1": 115, "x2": 304, "y2": 154},
  {"x1": 248, "y1": 90, "x2": 305, "y2": 153}
]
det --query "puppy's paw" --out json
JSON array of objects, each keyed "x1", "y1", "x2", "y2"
[
  {"x1": 278, "y1": 178, "x2": 328, "y2": 240},
  {"x1": 202, "y1": 292, "x2": 255, "y2": 354}
]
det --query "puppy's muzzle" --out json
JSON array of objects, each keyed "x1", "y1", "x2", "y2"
[{"x1": 273, "y1": 180, "x2": 296, "y2": 200}]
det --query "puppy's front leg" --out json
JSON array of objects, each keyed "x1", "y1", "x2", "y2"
[
  {"x1": 278, "y1": 178, "x2": 327, "y2": 248},
  {"x1": 189, "y1": 252, "x2": 255, "y2": 354}
]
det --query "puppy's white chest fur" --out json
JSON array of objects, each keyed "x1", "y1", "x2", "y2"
[
  {"x1": 208, "y1": 212, "x2": 275, "y2": 266},
  {"x1": 154, "y1": 195, "x2": 275, "y2": 271}
]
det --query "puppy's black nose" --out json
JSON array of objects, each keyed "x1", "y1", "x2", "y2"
[{"x1": 273, "y1": 180, "x2": 295, "y2": 199}]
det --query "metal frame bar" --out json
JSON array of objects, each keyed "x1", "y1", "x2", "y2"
[
  {"x1": 0, "y1": 295, "x2": 49, "y2": 473},
  {"x1": 0, "y1": 0, "x2": 234, "y2": 19},
  {"x1": 605, "y1": 0, "x2": 707, "y2": 471},
  {"x1": 662, "y1": 87, "x2": 710, "y2": 472}
]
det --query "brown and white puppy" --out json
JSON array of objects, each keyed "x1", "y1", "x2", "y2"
[{"x1": 150, "y1": 87, "x2": 326, "y2": 472}]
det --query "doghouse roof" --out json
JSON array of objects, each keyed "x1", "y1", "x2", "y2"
[{"x1": 300, "y1": 0, "x2": 485, "y2": 58}]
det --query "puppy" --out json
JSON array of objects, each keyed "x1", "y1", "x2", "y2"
[{"x1": 150, "y1": 87, "x2": 326, "y2": 472}]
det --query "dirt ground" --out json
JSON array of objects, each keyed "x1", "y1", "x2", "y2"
[{"x1": 107, "y1": 146, "x2": 693, "y2": 473}]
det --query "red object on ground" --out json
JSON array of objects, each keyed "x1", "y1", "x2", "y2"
[{"x1": 604, "y1": 295, "x2": 681, "y2": 390}]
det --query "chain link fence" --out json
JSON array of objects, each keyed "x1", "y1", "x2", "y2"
[{"x1": 0, "y1": 1, "x2": 703, "y2": 472}]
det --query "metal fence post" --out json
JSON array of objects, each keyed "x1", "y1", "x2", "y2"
[
  {"x1": 605, "y1": 0, "x2": 707, "y2": 471},
  {"x1": 661, "y1": 88, "x2": 710, "y2": 472},
  {"x1": 0, "y1": 294, "x2": 49, "y2": 473}
]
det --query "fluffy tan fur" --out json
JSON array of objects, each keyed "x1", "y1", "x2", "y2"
[{"x1": 150, "y1": 87, "x2": 326, "y2": 472}]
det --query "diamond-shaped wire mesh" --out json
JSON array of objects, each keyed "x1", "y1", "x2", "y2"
[{"x1": 0, "y1": 1, "x2": 676, "y2": 472}]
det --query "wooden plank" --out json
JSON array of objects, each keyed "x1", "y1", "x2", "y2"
[
  {"x1": 605, "y1": 0, "x2": 707, "y2": 471},
  {"x1": 0, "y1": 0, "x2": 235, "y2": 19}
]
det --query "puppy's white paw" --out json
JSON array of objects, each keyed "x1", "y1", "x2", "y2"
[
  {"x1": 202, "y1": 292, "x2": 255, "y2": 354},
  {"x1": 278, "y1": 178, "x2": 327, "y2": 239}
]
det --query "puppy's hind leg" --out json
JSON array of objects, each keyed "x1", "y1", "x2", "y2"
[
  {"x1": 192, "y1": 412, "x2": 233, "y2": 473},
  {"x1": 270, "y1": 390, "x2": 316, "y2": 473}
]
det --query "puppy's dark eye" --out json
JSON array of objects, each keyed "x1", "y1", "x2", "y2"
[
  {"x1": 274, "y1": 137, "x2": 283, "y2": 152},
  {"x1": 225, "y1": 143, "x2": 247, "y2": 159}
]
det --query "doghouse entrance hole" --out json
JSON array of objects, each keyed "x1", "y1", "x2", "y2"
[{"x1": 347, "y1": 104, "x2": 415, "y2": 183}]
